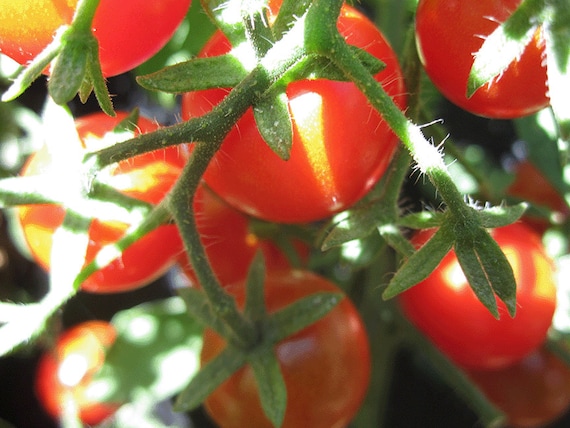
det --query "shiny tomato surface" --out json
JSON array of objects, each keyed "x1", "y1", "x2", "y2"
[
  {"x1": 18, "y1": 112, "x2": 185, "y2": 293},
  {"x1": 35, "y1": 321, "x2": 118, "y2": 425},
  {"x1": 201, "y1": 270, "x2": 371, "y2": 428},
  {"x1": 399, "y1": 222, "x2": 557, "y2": 370},
  {"x1": 415, "y1": 0, "x2": 548, "y2": 118},
  {"x1": 182, "y1": 3, "x2": 406, "y2": 223},
  {"x1": 0, "y1": 0, "x2": 191, "y2": 76}
]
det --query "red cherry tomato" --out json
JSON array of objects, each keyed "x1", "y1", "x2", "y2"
[
  {"x1": 399, "y1": 222, "x2": 557, "y2": 370},
  {"x1": 201, "y1": 270, "x2": 371, "y2": 428},
  {"x1": 0, "y1": 0, "x2": 191, "y2": 76},
  {"x1": 468, "y1": 348, "x2": 570, "y2": 428},
  {"x1": 18, "y1": 112, "x2": 185, "y2": 293},
  {"x1": 35, "y1": 321, "x2": 119, "y2": 425},
  {"x1": 182, "y1": 3, "x2": 407, "y2": 224},
  {"x1": 177, "y1": 186, "x2": 308, "y2": 287},
  {"x1": 415, "y1": 0, "x2": 548, "y2": 118}
]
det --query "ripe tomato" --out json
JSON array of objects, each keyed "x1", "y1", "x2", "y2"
[
  {"x1": 399, "y1": 222, "x2": 557, "y2": 370},
  {"x1": 0, "y1": 0, "x2": 191, "y2": 76},
  {"x1": 182, "y1": 4, "x2": 406, "y2": 224},
  {"x1": 178, "y1": 185, "x2": 308, "y2": 287},
  {"x1": 415, "y1": 0, "x2": 548, "y2": 119},
  {"x1": 18, "y1": 111, "x2": 185, "y2": 293},
  {"x1": 201, "y1": 270, "x2": 371, "y2": 428},
  {"x1": 468, "y1": 348, "x2": 570, "y2": 428},
  {"x1": 35, "y1": 321, "x2": 119, "y2": 425},
  {"x1": 506, "y1": 160, "x2": 570, "y2": 233}
]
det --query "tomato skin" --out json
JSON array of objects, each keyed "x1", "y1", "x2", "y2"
[
  {"x1": 182, "y1": 4, "x2": 406, "y2": 224},
  {"x1": 177, "y1": 185, "x2": 308, "y2": 287},
  {"x1": 468, "y1": 348, "x2": 570, "y2": 428},
  {"x1": 201, "y1": 270, "x2": 371, "y2": 428},
  {"x1": 415, "y1": 0, "x2": 548, "y2": 119},
  {"x1": 35, "y1": 321, "x2": 119, "y2": 425},
  {"x1": 18, "y1": 112, "x2": 185, "y2": 293},
  {"x1": 0, "y1": 0, "x2": 191, "y2": 76},
  {"x1": 399, "y1": 222, "x2": 557, "y2": 370}
]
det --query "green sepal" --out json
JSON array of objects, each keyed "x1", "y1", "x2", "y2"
[
  {"x1": 253, "y1": 86, "x2": 293, "y2": 160},
  {"x1": 178, "y1": 287, "x2": 236, "y2": 339},
  {"x1": 321, "y1": 207, "x2": 383, "y2": 251},
  {"x1": 244, "y1": 251, "x2": 268, "y2": 323},
  {"x1": 382, "y1": 225, "x2": 454, "y2": 300},
  {"x1": 174, "y1": 345, "x2": 248, "y2": 411},
  {"x1": 398, "y1": 211, "x2": 445, "y2": 230},
  {"x1": 265, "y1": 291, "x2": 343, "y2": 343},
  {"x1": 477, "y1": 203, "x2": 527, "y2": 228},
  {"x1": 467, "y1": 0, "x2": 544, "y2": 98},
  {"x1": 249, "y1": 346, "x2": 287, "y2": 428},
  {"x1": 48, "y1": 32, "x2": 93, "y2": 105},
  {"x1": 455, "y1": 228, "x2": 517, "y2": 318},
  {"x1": 544, "y1": 0, "x2": 570, "y2": 141},
  {"x1": 200, "y1": 0, "x2": 250, "y2": 47},
  {"x1": 137, "y1": 55, "x2": 249, "y2": 93},
  {"x1": 86, "y1": 47, "x2": 115, "y2": 116}
]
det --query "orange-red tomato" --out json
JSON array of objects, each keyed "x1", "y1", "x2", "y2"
[
  {"x1": 182, "y1": 3, "x2": 406, "y2": 223},
  {"x1": 0, "y1": 0, "x2": 191, "y2": 76},
  {"x1": 35, "y1": 321, "x2": 119, "y2": 425},
  {"x1": 18, "y1": 112, "x2": 185, "y2": 293},
  {"x1": 399, "y1": 222, "x2": 557, "y2": 370},
  {"x1": 178, "y1": 186, "x2": 308, "y2": 287},
  {"x1": 468, "y1": 348, "x2": 570, "y2": 428},
  {"x1": 415, "y1": 0, "x2": 548, "y2": 118},
  {"x1": 201, "y1": 270, "x2": 371, "y2": 428}
]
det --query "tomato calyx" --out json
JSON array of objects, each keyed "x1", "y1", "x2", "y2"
[{"x1": 176, "y1": 260, "x2": 343, "y2": 428}]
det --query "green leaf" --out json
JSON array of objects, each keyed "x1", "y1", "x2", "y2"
[
  {"x1": 249, "y1": 347, "x2": 287, "y2": 428},
  {"x1": 455, "y1": 228, "x2": 517, "y2": 318},
  {"x1": 382, "y1": 226, "x2": 454, "y2": 300},
  {"x1": 544, "y1": 0, "x2": 570, "y2": 140},
  {"x1": 266, "y1": 291, "x2": 343, "y2": 343},
  {"x1": 244, "y1": 251, "x2": 268, "y2": 323},
  {"x1": 94, "y1": 297, "x2": 203, "y2": 403},
  {"x1": 467, "y1": 0, "x2": 543, "y2": 97},
  {"x1": 174, "y1": 346, "x2": 247, "y2": 411},
  {"x1": 477, "y1": 203, "x2": 527, "y2": 228},
  {"x1": 253, "y1": 86, "x2": 293, "y2": 160},
  {"x1": 137, "y1": 55, "x2": 249, "y2": 93}
]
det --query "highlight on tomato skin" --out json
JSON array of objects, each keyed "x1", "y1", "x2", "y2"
[
  {"x1": 17, "y1": 111, "x2": 185, "y2": 293},
  {"x1": 415, "y1": 0, "x2": 549, "y2": 119},
  {"x1": 200, "y1": 269, "x2": 371, "y2": 428},
  {"x1": 468, "y1": 348, "x2": 570, "y2": 428},
  {"x1": 182, "y1": 2, "x2": 407, "y2": 224},
  {"x1": 0, "y1": 0, "x2": 191, "y2": 77},
  {"x1": 35, "y1": 321, "x2": 119, "y2": 425},
  {"x1": 399, "y1": 222, "x2": 557, "y2": 370}
]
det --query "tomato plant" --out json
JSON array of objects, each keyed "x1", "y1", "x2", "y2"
[
  {"x1": 178, "y1": 185, "x2": 307, "y2": 287},
  {"x1": 200, "y1": 269, "x2": 371, "y2": 428},
  {"x1": 415, "y1": 0, "x2": 549, "y2": 119},
  {"x1": 0, "y1": 0, "x2": 191, "y2": 76},
  {"x1": 35, "y1": 321, "x2": 119, "y2": 425},
  {"x1": 468, "y1": 348, "x2": 570, "y2": 428},
  {"x1": 17, "y1": 111, "x2": 185, "y2": 293},
  {"x1": 399, "y1": 222, "x2": 557, "y2": 370},
  {"x1": 182, "y1": 3, "x2": 407, "y2": 224}
]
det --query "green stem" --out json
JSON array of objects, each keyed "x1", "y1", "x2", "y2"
[{"x1": 71, "y1": 0, "x2": 102, "y2": 32}]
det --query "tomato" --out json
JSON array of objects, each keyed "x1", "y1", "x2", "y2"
[
  {"x1": 178, "y1": 186, "x2": 308, "y2": 287},
  {"x1": 201, "y1": 270, "x2": 371, "y2": 428},
  {"x1": 399, "y1": 222, "x2": 557, "y2": 370},
  {"x1": 18, "y1": 111, "x2": 185, "y2": 293},
  {"x1": 182, "y1": 3, "x2": 407, "y2": 224},
  {"x1": 35, "y1": 321, "x2": 119, "y2": 425},
  {"x1": 0, "y1": 0, "x2": 191, "y2": 76},
  {"x1": 415, "y1": 0, "x2": 549, "y2": 119},
  {"x1": 468, "y1": 348, "x2": 570, "y2": 428},
  {"x1": 506, "y1": 160, "x2": 570, "y2": 232}
]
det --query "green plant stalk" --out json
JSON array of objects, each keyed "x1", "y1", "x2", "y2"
[{"x1": 70, "y1": 0, "x2": 102, "y2": 32}]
